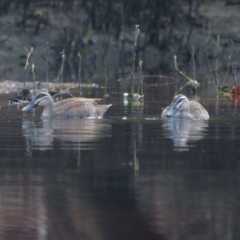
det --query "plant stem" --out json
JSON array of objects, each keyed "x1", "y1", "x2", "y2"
[
  {"x1": 223, "y1": 39, "x2": 234, "y2": 83},
  {"x1": 24, "y1": 46, "x2": 34, "y2": 87},
  {"x1": 131, "y1": 24, "x2": 140, "y2": 95},
  {"x1": 32, "y1": 63, "x2": 35, "y2": 95},
  {"x1": 214, "y1": 35, "x2": 220, "y2": 85},
  {"x1": 58, "y1": 50, "x2": 66, "y2": 90},
  {"x1": 137, "y1": 60, "x2": 143, "y2": 96},
  {"x1": 232, "y1": 62, "x2": 237, "y2": 95},
  {"x1": 46, "y1": 42, "x2": 49, "y2": 83},
  {"x1": 174, "y1": 55, "x2": 200, "y2": 91},
  {"x1": 78, "y1": 52, "x2": 82, "y2": 96},
  {"x1": 102, "y1": 25, "x2": 109, "y2": 95},
  {"x1": 191, "y1": 45, "x2": 195, "y2": 80},
  {"x1": 24, "y1": 47, "x2": 34, "y2": 70}
]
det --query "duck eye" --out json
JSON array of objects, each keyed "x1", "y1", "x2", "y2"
[
  {"x1": 36, "y1": 93, "x2": 45, "y2": 99},
  {"x1": 173, "y1": 97, "x2": 178, "y2": 103},
  {"x1": 177, "y1": 98, "x2": 184, "y2": 103}
]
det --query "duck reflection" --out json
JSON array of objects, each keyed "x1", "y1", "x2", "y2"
[
  {"x1": 22, "y1": 119, "x2": 112, "y2": 151},
  {"x1": 162, "y1": 120, "x2": 208, "y2": 151}
]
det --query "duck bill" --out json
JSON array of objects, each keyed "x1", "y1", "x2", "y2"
[
  {"x1": 166, "y1": 105, "x2": 178, "y2": 118},
  {"x1": 22, "y1": 101, "x2": 37, "y2": 112}
]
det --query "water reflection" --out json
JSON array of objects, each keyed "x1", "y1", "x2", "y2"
[
  {"x1": 2, "y1": 88, "x2": 240, "y2": 240},
  {"x1": 0, "y1": 172, "x2": 48, "y2": 240},
  {"x1": 162, "y1": 120, "x2": 208, "y2": 151},
  {"x1": 22, "y1": 119, "x2": 112, "y2": 151},
  {"x1": 134, "y1": 170, "x2": 240, "y2": 240},
  {"x1": 1, "y1": 169, "x2": 239, "y2": 240},
  {"x1": 0, "y1": 170, "x2": 166, "y2": 240}
]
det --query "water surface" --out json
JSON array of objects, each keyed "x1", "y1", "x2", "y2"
[{"x1": 0, "y1": 85, "x2": 240, "y2": 240}]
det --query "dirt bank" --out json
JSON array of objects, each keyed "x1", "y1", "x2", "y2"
[{"x1": 0, "y1": 1, "x2": 239, "y2": 86}]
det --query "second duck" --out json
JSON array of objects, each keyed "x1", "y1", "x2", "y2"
[{"x1": 161, "y1": 94, "x2": 209, "y2": 120}]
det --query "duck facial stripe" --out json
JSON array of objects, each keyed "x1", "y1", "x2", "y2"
[
  {"x1": 176, "y1": 97, "x2": 186, "y2": 108},
  {"x1": 176, "y1": 97, "x2": 185, "y2": 103},
  {"x1": 36, "y1": 93, "x2": 48, "y2": 99}
]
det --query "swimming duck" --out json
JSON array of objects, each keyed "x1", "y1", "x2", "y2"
[
  {"x1": 22, "y1": 92, "x2": 112, "y2": 119},
  {"x1": 161, "y1": 94, "x2": 209, "y2": 120},
  {"x1": 8, "y1": 89, "x2": 33, "y2": 105}
]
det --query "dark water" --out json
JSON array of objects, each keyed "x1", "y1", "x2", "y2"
[{"x1": 0, "y1": 83, "x2": 240, "y2": 240}]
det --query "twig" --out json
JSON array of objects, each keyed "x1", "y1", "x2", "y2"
[
  {"x1": 24, "y1": 47, "x2": 34, "y2": 87},
  {"x1": 232, "y1": 62, "x2": 237, "y2": 95},
  {"x1": 52, "y1": 92, "x2": 75, "y2": 99},
  {"x1": 24, "y1": 47, "x2": 34, "y2": 70},
  {"x1": 137, "y1": 60, "x2": 143, "y2": 96},
  {"x1": 206, "y1": 40, "x2": 214, "y2": 84},
  {"x1": 46, "y1": 42, "x2": 49, "y2": 83},
  {"x1": 32, "y1": 63, "x2": 35, "y2": 95},
  {"x1": 223, "y1": 39, "x2": 234, "y2": 83},
  {"x1": 56, "y1": 50, "x2": 66, "y2": 89},
  {"x1": 102, "y1": 25, "x2": 109, "y2": 95},
  {"x1": 174, "y1": 55, "x2": 200, "y2": 91},
  {"x1": 214, "y1": 35, "x2": 220, "y2": 85},
  {"x1": 78, "y1": 52, "x2": 82, "y2": 96},
  {"x1": 130, "y1": 24, "x2": 140, "y2": 95},
  {"x1": 191, "y1": 45, "x2": 196, "y2": 80}
]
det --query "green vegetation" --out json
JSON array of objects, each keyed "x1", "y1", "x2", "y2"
[{"x1": 174, "y1": 55, "x2": 200, "y2": 92}]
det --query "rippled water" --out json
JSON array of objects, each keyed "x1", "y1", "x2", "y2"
[{"x1": 0, "y1": 84, "x2": 240, "y2": 240}]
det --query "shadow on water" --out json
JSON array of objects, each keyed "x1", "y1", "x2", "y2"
[{"x1": 0, "y1": 80, "x2": 240, "y2": 239}]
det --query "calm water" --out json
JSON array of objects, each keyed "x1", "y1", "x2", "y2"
[{"x1": 0, "y1": 82, "x2": 240, "y2": 240}]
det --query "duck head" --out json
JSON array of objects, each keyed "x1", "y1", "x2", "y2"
[
  {"x1": 22, "y1": 92, "x2": 53, "y2": 112},
  {"x1": 166, "y1": 94, "x2": 189, "y2": 118}
]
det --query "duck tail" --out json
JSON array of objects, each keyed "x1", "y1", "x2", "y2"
[{"x1": 96, "y1": 104, "x2": 112, "y2": 117}]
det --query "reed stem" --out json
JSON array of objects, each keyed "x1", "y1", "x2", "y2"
[
  {"x1": 24, "y1": 47, "x2": 34, "y2": 87},
  {"x1": 137, "y1": 60, "x2": 143, "y2": 96},
  {"x1": 58, "y1": 50, "x2": 66, "y2": 89},
  {"x1": 232, "y1": 62, "x2": 237, "y2": 95},
  {"x1": 78, "y1": 52, "x2": 82, "y2": 96},
  {"x1": 102, "y1": 25, "x2": 109, "y2": 95},
  {"x1": 131, "y1": 24, "x2": 140, "y2": 95},
  {"x1": 32, "y1": 63, "x2": 35, "y2": 95},
  {"x1": 46, "y1": 42, "x2": 49, "y2": 83}
]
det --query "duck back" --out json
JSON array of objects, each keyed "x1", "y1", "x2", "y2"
[{"x1": 189, "y1": 101, "x2": 209, "y2": 120}]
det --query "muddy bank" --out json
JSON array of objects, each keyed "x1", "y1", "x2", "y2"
[{"x1": 0, "y1": 0, "x2": 239, "y2": 87}]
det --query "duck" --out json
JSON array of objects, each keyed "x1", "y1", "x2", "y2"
[
  {"x1": 161, "y1": 94, "x2": 209, "y2": 120},
  {"x1": 8, "y1": 87, "x2": 74, "y2": 105},
  {"x1": 8, "y1": 89, "x2": 33, "y2": 105},
  {"x1": 22, "y1": 92, "x2": 112, "y2": 119}
]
